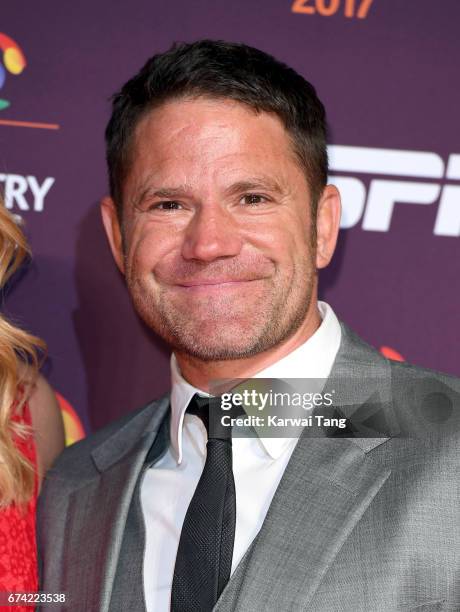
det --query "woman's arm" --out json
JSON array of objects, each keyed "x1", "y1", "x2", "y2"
[{"x1": 28, "y1": 375, "x2": 66, "y2": 491}]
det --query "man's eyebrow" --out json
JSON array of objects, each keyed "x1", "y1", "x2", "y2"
[
  {"x1": 225, "y1": 177, "x2": 284, "y2": 196},
  {"x1": 151, "y1": 186, "x2": 191, "y2": 198},
  {"x1": 133, "y1": 184, "x2": 192, "y2": 206}
]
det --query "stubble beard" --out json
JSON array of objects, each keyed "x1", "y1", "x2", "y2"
[{"x1": 126, "y1": 255, "x2": 317, "y2": 363}]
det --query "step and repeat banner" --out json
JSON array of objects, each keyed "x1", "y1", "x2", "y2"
[{"x1": 1, "y1": 0, "x2": 459, "y2": 438}]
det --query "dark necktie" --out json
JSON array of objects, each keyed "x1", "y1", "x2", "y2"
[{"x1": 171, "y1": 394, "x2": 236, "y2": 612}]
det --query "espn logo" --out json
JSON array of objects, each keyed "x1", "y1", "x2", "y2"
[{"x1": 329, "y1": 145, "x2": 460, "y2": 236}]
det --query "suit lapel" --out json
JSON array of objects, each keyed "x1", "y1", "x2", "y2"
[
  {"x1": 216, "y1": 322, "x2": 394, "y2": 611},
  {"x1": 62, "y1": 396, "x2": 170, "y2": 612}
]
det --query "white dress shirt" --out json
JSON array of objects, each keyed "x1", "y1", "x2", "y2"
[{"x1": 141, "y1": 301, "x2": 342, "y2": 611}]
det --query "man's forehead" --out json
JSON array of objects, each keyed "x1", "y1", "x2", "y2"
[
  {"x1": 122, "y1": 96, "x2": 307, "y2": 200},
  {"x1": 131, "y1": 96, "x2": 290, "y2": 147}
]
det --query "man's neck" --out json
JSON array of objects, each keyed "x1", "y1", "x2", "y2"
[{"x1": 175, "y1": 305, "x2": 322, "y2": 392}]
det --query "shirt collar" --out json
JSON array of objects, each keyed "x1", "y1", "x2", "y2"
[{"x1": 169, "y1": 301, "x2": 342, "y2": 462}]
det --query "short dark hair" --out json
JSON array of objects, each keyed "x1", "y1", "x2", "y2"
[{"x1": 105, "y1": 40, "x2": 328, "y2": 217}]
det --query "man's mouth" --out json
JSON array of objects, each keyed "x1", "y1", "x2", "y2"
[
  {"x1": 180, "y1": 277, "x2": 255, "y2": 286},
  {"x1": 176, "y1": 278, "x2": 259, "y2": 291},
  {"x1": 169, "y1": 276, "x2": 270, "y2": 293}
]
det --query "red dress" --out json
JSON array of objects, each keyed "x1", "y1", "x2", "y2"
[{"x1": 0, "y1": 403, "x2": 38, "y2": 611}]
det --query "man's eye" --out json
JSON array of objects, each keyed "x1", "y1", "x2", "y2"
[
  {"x1": 151, "y1": 201, "x2": 182, "y2": 211},
  {"x1": 241, "y1": 194, "x2": 266, "y2": 206}
]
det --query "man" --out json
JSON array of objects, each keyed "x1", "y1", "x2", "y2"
[{"x1": 38, "y1": 40, "x2": 460, "y2": 611}]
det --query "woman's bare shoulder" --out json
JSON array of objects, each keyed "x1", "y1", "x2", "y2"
[{"x1": 26, "y1": 372, "x2": 66, "y2": 487}]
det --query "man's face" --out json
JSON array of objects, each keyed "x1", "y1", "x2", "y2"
[{"x1": 102, "y1": 97, "x2": 337, "y2": 361}]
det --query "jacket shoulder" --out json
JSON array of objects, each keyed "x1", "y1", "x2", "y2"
[
  {"x1": 45, "y1": 394, "x2": 169, "y2": 485},
  {"x1": 390, "y1": 358, "x2": 460, "y2": 388},
  {"x1": 340, "y1": 321, "x2": 460, "y2": 387}
]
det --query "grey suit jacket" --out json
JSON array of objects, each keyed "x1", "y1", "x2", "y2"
[{"x1": 37, "y1": 323, "x2": 460, "y2": 611}]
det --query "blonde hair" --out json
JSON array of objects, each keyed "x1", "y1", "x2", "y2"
[{"x1": 0, "y1": 200, "x2": 45, "y2": 506}]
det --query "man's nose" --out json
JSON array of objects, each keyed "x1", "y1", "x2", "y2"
[{"x1": 181, "y1": 205, "x2": 243, "y2": 262}]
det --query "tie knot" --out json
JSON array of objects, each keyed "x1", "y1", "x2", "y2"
[
  {"x1": 187, "y1": 394, "x2": 242, "y2": 440},
  {"x1": 187, "y1": 394, "x2": 211, "y2": 432}
]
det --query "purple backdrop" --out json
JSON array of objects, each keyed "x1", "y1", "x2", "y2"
[{"x1": 1, "y1": 0, "x2": 459, "y2": 434}]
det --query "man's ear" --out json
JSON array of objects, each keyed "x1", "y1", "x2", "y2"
[
  {"x1": 315, "y1": 185, "x2": 341, "y2": 270},
  {"x1": 100, "y1": 196, "x2": 125, "y2": 274}
]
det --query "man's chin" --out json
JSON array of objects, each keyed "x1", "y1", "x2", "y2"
[
  {"x1": 167, "y1": 323, "x2": 268, "y2": 362},
  {"x1": 173, "y1": 341, "x2": 261, "y2": 362}
]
